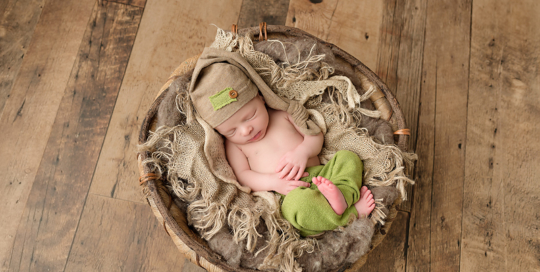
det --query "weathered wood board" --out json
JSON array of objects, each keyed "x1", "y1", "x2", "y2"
[
  {"x1": 376, "y1": 0, "x2": 427, "y2": 212},
  {"x1": 0, "y1": 0, "x2": 95, "y2": 268},
  {"x1": 5, "y1": 2, "x2": 142, "y2": 270},
  {"x1": 407, "y1": 0, "x2": 472, "y2": 271},
  {"x1": 0, "y1": 0, "x2": 44, "y2": 116},
  {"x1": 375, "y1": 0, "x2": 401, "y2": 97},
  {"x1": 285, "y1": 0, "x2": 383, "y2": 71},
  {"x1": 238, "y1": 0, "x2": 290, "y2": 28},
  {"x1": 64, "y1": 195, "x2": 186, "y2": 271},
  {"x1": 89, "y1": 0, "x2": 243, "y2": 203},
  {"x1": 107, "y1": 0, "x2": 146, "y2": 8},
  {"x1": 461, "y1": 0, "x2": 540, "y2": 271},
  {"x1": 376, "y1": 0, "x2": 427, "y2": 153}
]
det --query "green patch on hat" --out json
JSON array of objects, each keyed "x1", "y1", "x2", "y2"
[{"x1": 209, "y1": 87, "x2": 238, "y2": 111}]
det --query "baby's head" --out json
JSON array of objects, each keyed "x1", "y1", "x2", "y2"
[
  {"x1": 214, "y1": 95, "x2": 268, "y2": 145},
  {"x1": 191, "y1": 62, "x2": 269, "y2": 144}
]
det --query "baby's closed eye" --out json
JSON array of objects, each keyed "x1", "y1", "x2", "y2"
[{"x1": 244, "y1": 110, "x2": 256, "y2": 121}]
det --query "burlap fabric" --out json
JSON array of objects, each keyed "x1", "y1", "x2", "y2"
[{"x1": 139, "y1": 28, "x2": 416, "y2": 272}]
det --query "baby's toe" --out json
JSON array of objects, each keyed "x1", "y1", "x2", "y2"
[
  {"x1": 360, "y1": 186, "x2": 368, "y2": 194},
  {"x1": 322, "y1": 178, "x2": 333, "y2": 186}
]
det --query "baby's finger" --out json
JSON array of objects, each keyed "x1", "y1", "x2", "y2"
[
  {"x1": 294, "y1": 170, "x2": 305, "y2": 181},
  {"x1": 290, "y1": 180, "x2": 310, "y2": 188},
  {"x1": 279, "y1": 164, "x2": 293, "y2": 179},
  {"x1": 298, "y1": 165, "x2": 306, "y2": 176},
  {"x1": 287, "y1": 166, "x2": 299, "y2": 180},
  {"x1": 302, "y1": 172, "x2": 309, "y2": 177},
  {"x1": 275, "y1": 159, "x2": 286, "y2": 173}
]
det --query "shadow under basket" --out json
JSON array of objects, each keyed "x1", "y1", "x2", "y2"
[{"x1": 137, "y1": 25, "x2": 410, "y2": 272}]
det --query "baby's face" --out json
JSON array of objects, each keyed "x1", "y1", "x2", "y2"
[{"x1": 215, "y1": 95, "x2": 269, "y2": 145}]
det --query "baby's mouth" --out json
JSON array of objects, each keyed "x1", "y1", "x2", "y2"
[{"x1": 249, "y1": 131, "x2": 261, "y2": 142}]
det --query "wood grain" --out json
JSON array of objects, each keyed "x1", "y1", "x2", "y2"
[
  {"x1": 461, "y1": 0, "x2": 540, "y2": 271},
  {"x1": 64, "y1": 194, "x2": 185, "y2": 271},
  {"x1": 286, "y1": 0, "x2": 337, "y2": 42},
  {"x1": 183, "y1": 261, "x2": 206, "y2": 272},
  {"x1": 286, "y1": 0, "x2": 383, "y2": 71},
  {"x1": 5, "y1": 2, "x2": 142, "y2": 270},
  {"x1": 107, "y1": 0, "x2": 146, "y2": 8},
  {"x1": 377, "y1": 0, "x2": 427, "y2": 151},
  {"x1": 0, "y1": 0, "x2": 95, "y2": 268},
  {"x1": 375, "y1": 0, "x2": 400, "y2": 97},
  {"x1": 89, "y1": 0, "x2": 243, "y2": 203},
  {"x1": 407, "y1": 0, "x2": 472, "y2": 271},
  {"x1": 376, "y1": 0, "x2": 427, "y2": 212},
  {"x1": 0, "y1": 0, "x2": 44, "y2": 116},
  {"x1": 237, "y1": 0, "x2": 290, "y2": 28},
  {"x1": 359, "y1": 211, "x2": 409, "y2": 272}
]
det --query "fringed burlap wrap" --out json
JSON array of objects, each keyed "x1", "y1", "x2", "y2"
[{"x1": 139, "y1": 27, "x2": 416, "y2": 272}]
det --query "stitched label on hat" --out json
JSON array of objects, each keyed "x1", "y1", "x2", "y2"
[{"x1": 209, "y1": 87, "x2": 237, "y2": 111}]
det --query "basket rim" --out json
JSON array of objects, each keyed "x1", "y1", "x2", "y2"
[{"x1": 137, "y1": 25, "x2": 409, "y2": 272}]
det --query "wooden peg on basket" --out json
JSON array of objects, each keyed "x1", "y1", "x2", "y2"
[
  {"x1": 259, "y1": 22, "x2": 267, "y2": 41},
  {"x1": 394, "y1": 129, "x2": 411, "y2": 135},
  {"x1": 139, "y1": 172, "x2": 159, "y2": 185},
  {"x1": 231, "y1": 24, "x2": 238, "y2": 35}
]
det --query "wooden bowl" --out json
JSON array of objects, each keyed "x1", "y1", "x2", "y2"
[{"x1": 137, "y1": 25, "x2": 408, "y2": 272}]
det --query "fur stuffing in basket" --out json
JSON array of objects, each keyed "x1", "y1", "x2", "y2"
[{"x1": 139, "y1": 28, "x2": 416, "y2": 272}]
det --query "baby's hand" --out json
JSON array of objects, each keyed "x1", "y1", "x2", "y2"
[
  {"x1": 272, "y1": 172, "x2": 310, "y2": 195},
  {"x1": 275, "y1": 151, "x2": 309, "y2": 180}
]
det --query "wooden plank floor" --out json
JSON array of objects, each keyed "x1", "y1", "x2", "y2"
[{"x1": 1, "y1": 0, "x2": 539, "y2": 271}]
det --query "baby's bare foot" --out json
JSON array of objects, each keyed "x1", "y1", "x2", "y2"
[
  {"x1": 313, "y1": 176, "x2": 347, "y2": 215},
  {"x1": 354, "y1": 186, "x2": 375, "y2": 218}
]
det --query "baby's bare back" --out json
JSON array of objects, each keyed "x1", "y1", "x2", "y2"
[{"x1": 239, "y1": 109, "x2": 321, "y2": 174}]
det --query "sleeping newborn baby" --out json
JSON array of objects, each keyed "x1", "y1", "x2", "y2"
[{"x1": 190, "y1": 49, "x2": 375, "y2": 237}]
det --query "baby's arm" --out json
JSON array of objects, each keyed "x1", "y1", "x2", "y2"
[
  {"x1": 275, "y1": 112, "x2": 324, "y2": 180},
  {"x1": 225, "y1": 140, "x2": 310, "y2": 195}
]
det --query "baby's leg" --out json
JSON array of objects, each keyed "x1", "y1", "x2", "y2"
[
  {"x1": 312, "y1": 176, "x2": 348, "y2": 215},
  {"x1": 354, "y1": 186, "x2": 375, "y2": 217}
]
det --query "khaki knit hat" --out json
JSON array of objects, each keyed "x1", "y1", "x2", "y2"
[{"x1": 189, "y1": 47, "x2": 288, "y2": 128}]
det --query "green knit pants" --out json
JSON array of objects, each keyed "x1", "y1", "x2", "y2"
[{"x1": 280, "y1": 150, "x2": 363, "y2": 237}]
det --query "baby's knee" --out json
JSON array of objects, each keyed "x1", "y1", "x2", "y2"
[{"x1": 335, "y1": 150, "x2": 363, "y2": 166}]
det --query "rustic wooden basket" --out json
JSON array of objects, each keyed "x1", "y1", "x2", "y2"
[{"x1": 137, "y1": 25, "x2": 409, "y2": 272}]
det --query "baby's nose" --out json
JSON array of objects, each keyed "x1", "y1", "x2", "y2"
[{"x1": 242, "y1": 126, "x2": 253, "y2": 136}]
